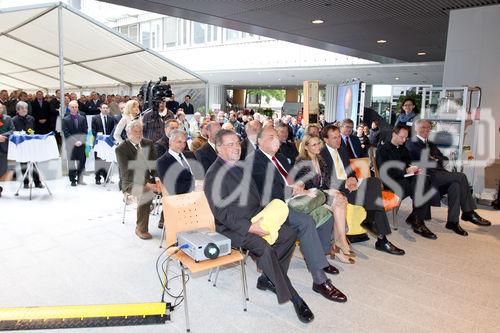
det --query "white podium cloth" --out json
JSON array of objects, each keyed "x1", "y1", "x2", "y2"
[
  {"x1": 8, "y1": 132, "x2": 59, "y2": 163},
  {"x1": 94, "y1": 134, "x2": 117, "y2": 163}
]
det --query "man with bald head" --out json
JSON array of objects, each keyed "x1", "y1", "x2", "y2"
[
  {"x1": 194, "y1": 120, "x2": 221, "y2": 173},
  {"x1": 62, "y1": 100, "x2": 88, "y2": 186}
]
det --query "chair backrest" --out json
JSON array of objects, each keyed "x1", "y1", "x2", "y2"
[
  {"x1": 349, "y1": 157, "x2": 370, "y2": 179},
  {"x1": 161, "y1": 191, "x2": 215, "y2": 248},
  {"x1": 368, "y1": 146, "x2": 380, "y2": 179}
]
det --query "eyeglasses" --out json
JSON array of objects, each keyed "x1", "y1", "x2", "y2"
[{"x1": 219, "y1": 142, "x2": 241, "y2": 148}]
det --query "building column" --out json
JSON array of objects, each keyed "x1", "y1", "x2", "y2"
[
  {"x1": 324, "y1": 84, "x2": 337, "y2": 123},
  {"x1": 208, "y1": 84, "x2": 226, "y2": 111},
  {"x1": 232, "y1": 89, "x2": 246, "y2": 108},
  {"x1": 285, "y1": 88, "x2": 298, "y2": 102}
]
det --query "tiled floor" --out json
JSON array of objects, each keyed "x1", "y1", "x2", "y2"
[{"x1": 0, "y1": 176, "x2": 499, "y2": 333}]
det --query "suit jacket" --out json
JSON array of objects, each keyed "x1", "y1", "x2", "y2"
[
  {"x1": 166, "y1": 100, "x2": 179, "y2": 113},
  {"x1": 278, "y1": 141, "x2": 298, "y2": 166},
  {"x1": 115, "y1": 138, "x2": 157, "y2": 194},
  {"x1": 294, "y1": 157, "x2": 330, "y2": 191},
  {"x1": 154, "y1": 135, "x2": 169, "y2": 159},
  {"x1": 85, "y1": 100, "x2": 101, "y2": 115},
  {"x1": 62, "y1": 113, "x2": 88, "y2": 143},
  {"x1": 240, "y1": 137, "x2": 256, "y2": 160},
  {"x1": 251, "y1": 148, "x2": 292, "y2": 206},
  {"x1": 340, "y1": 134, "x2": 366, "y2": 157},
  {"x1": 204, "y1": 157, "x2": 263, "y2": 247},
  {"x1": 178, "y1": 102, "x2": 194, "y2": 115},
  {"x1": 0, "y1": 115, "x2": 14, "y2": 176},
  {"x1": 156, "y1": 151, "x2": 194, "y2": 195},
  {"x1": 195, "y1": 141, "x2": 217, "y2": 173},
  {"x1": 31, "y1": 99, "x2": 51, "y2": 134},
  {"x1": 319, "y1": 145, "x2": 355, "y2": 191},
  {"x1": 12, "y1": 115, "x2": 35, "y2": 132},
  {"x1": 91, "y1": 114, "x2": 116, "y2": 139},
  {"x1": 406, "y1": 137, "x2": 448, "y2": 176},
  {"x1": 49, "y1": 98, "x2": 60, "y2": 130}
]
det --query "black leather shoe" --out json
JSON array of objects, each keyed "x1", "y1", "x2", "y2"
[
  {"x1": 71, "y1": 181, "x2": 77, "y2": 187},
  {"x1": 375, "y1": 240, "x2": 405, "y2": 255},
  {"x1": 23, "y1": 183, "x2": 29, "y2": 189},
  {"x1": 256, "y1": 276, "x2": 276, "y2": 294},
  {"x1": 413, "y1": 220, "x2": 437, "y2": 239},
  {"x1": 462, "y1": 211, "x2": 491, "y2": 226},
  {"x1": 312, "y1": 279, "x2": 347, "y2": 303},
  {"x1": 292, "y1": 298, "x2": 314, "y2": 323},
  {"x1": 445, "y1": 222, "x2": 468, "y2": 236},
  {"x1": 96, "y1": 179, "x2": 101, "y2": 185},
  {"x1": 323, "y1": 264, "x2": 339, "y2": 275},
  {"x1": 35, "y1": 183, "x2": 44, "y2": 189}
]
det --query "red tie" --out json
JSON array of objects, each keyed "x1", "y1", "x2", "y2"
[
  {"x1": 345, "y1": 136, "x2": 356, "y2": 159},
  {"x1": 272, "y1": 156, "x2": 293, "y2": 185}
]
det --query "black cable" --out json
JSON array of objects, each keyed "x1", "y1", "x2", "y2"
[{"x1": 156, "y1": 243, "x2": 190, "y2": 307}]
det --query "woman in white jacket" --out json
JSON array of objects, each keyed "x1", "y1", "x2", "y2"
[{"x1": 113, "y1": 99, "x2": 141, "y2": 144}]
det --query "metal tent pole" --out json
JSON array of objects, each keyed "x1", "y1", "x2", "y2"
[{"x1": 58, "y1": 5, "x2": 68, "y2": 174}]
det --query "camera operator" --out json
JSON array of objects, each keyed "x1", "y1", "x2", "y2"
[{"x1": 142, "y1": 99, "x2": 174, "y2": 143}]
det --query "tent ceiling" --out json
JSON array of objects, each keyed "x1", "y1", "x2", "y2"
[{"x1": 0, "y1": 2, "x2": 205, "y2": 92}]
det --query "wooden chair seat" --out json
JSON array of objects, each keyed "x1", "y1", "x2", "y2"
[{"x1": 174, "y1": 250, "x2": 243, "y2": 274}]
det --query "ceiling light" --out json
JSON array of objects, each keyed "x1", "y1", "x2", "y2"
[
  {"x1": 395, "y1": 77, "x2": 399, "y2": 80},
  {"x1": 417, "y1": 51, "x2": 427, "y2": 56},
  {"x1": 311, "y1": 19, "x2": 324, "y2": 24},
  {"x1": 278, "y1": 78, "x2": 281, "y2": 81},
  {"x1": 377, "y1": 39, "x2": 387, "y2": 44}
]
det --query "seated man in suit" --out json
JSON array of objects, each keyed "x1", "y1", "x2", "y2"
[
  {"x1": 320, "y1": 125, "x2": 404, "y2": 255},
  {"x1": 276, "y1": 122, "x2": 298, "y2": 166},
  {"x1": 62, "y1": 101, "x2": 88, "y2": 186},
  {"x1": 190, "y1": 120, "x2": 208, "y2": 153},
  {"x1": 116, "y1": 120, "x2": 159, "y2": 240},
  {"x1": 406, "y1": 119, "x2": 491, "y2": 235},
  {"x1": 154, "y1": 119, "x2": 179, "y2": 158},
  {"x1": 194, "y1": 121, "x2": 220, "y2": 173},
  {"x1": 91, "y1": 104, "x2": 116, "y2": 185},
  {"x1": 204, "y1": 129, "x2": 314, "y2": 323},
  {"x1": 251, "y1": 126, "x2": 347, "y2": 303},
  {"x1": 339, "y1": 118, "x2": 366, "y2": 158},
  {"x1": 240, "y1": 120, "x2": 261, "y2": 160},
  {"x1": 377, "y1": 124, "x2": 436, "y2": 239}
]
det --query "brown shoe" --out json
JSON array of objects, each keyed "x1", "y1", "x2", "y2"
[{"x1": 135, "y1": 228, "x2": 152, "y2": 240}]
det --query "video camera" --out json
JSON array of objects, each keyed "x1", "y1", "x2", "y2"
[{"x1": 140, "y1": 76, "x2": 173, "y2": 112}]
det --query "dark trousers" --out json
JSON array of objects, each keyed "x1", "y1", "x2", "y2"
[
  {"x1": 20, "y1": 162, "x2": 41, "y2": 186},
  {"x1": 398, "y1": 174, "x2": 432, "y2": 221},
  {"x1": 343, "y1": 177, "x2": 391, "y2": 236},
  {"x1": 94, "y1": 152, "x2": 110, "y2": 181},
  {"x1": 242, "y1": 224, "x2": 297, "y2": 304},
  {"x1": 67, "y1": 145, "x2": 86, "y2": 182},
  {"x1": 432, "y1": 170, "x2": 476, "y2": 222}
]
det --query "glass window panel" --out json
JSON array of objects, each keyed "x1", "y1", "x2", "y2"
[
  {"x1": 163, "y1": 17, "x2": 177, "y2": 47},
  {"x1": 193, "y1": 22, "x2": 206, "y2": 44}
]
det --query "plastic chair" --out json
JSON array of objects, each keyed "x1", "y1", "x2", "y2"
[{"x1": 161, "y1": 191, "x2": 248, "y2": 332}]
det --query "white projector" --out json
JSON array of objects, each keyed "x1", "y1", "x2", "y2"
[{"x1": 177, "y1": 228, "x2": 231, "y2": 262}]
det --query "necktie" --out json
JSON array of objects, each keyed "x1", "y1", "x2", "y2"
[
  {"x1": 103, "y1": 116, "x2": 107, "y2": 135},
  {"x1": 345, "y1": 136, "x2": 356, "y2": 159},
  {"x1": 271, "y1": 156, "x2": 292, "y2": 185},
  {"x1": 333, "y1": 149, "x2": 347, "y2": 180},
  {"x1": 179, "y1": 153, "x2": 189, "y2": 169},
  {"x1": 73, "y1": 116, "x2": 78, "y2": 129}
]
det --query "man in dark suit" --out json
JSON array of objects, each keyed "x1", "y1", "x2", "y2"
[
  {"x1": 116, "y1": 120, "x2": 159, "y2": 240},
  {"x1": 339, "y1": 118, "x2": 366, "y2": 158},
  {"x1": 318, "y1": 114, "x2": 329, "y2": 130},
  {"x1": 406, "y1": 119, "x2": 491, "y2": 235},
  {"x1": 62, "y1": 101, "x2": 88, "y2": 186},
  {"x1": 85, "y1": 91, "x2": 102, "y2": 115},
  {"x1": 165, "y1": 94, "x2": 179, "y2": 114},
  {"x1": 49, "y1": 90, "x2": 61, "y2": 132},
  {"x1": 377, "y1": 124, "x2": 436, "y2": 239},
  {"x1": 154, "y1": 119, "x2": 179, "y2": 158},
  {"x1": 320, "y1": 125, "x2": 404, "y2": 255},
  {"x1": 276, "y1": 123, "x2": 298, "y2": 166},
  {"x1": 31, "y1": 91, "x2": 51, "y2": 134},
  {"x1": 178, "y1": 95, "x2": 194, "y2": 115},
  {"x1": 91, "y1": 104, "x2": 116, "y2": 185},
  {"x1": 194, "y1": 121, "x2": 220, "y2": 173},
  {"x1": 240, "y1": 120, "x2": 261, "y2": 160},
  {"x1": 251, "y1": 126, "x2": 347, "y2": 303},
  {"x1": 204, "y1": 129, "x2": 315, "y2": 323}
]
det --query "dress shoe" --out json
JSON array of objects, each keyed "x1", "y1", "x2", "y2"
[
  {"x1": 95, "y1": 179, "x2": 101, "y2": 185},
  {"x1": 445, "y1": 222, "x2": 468, "y2": 236},
  {"x1": 35, "y1": 183, "x2": 44, "y2": 189},
  {"x1": 71, "y1": 181, "x2": 77, "y2": 187},
  {"x1": 412, "y1": 220, "x2": 437, "y2": 239},
  {"x1": 375, "y1": 239, "x2": 405, "y2": 255},
  {"x1": 256, "y1": 276, "x2": 276, "y2": 294},
  {"x1": 292, "y1": 298, "x2": 314, "y2": 323},
  {"x1": 331, "y1": 244, "x2": 355, "y2": 264},
  {"x1": 312, "y1": 279, "x2": 347, "y2": 303},
  {"x1": 135, "y1": 228, "x2": 152, "y2": 240},
  {"x1": 23, "y1": 183, "x2": 29, "y2": 189},
  {"x1": 461, "y1": 211, "x2": 491, "y2": 226},
  {"x1": 323, "y1": 264, "x2": 339, "y2": 275}
]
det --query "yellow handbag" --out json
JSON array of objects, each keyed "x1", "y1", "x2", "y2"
[
  {"x1": 251, "y1": 199, "x2": 289, "y2": 245},
  {"x1": 346, "y1": 204, "x2": 367, "y2": 236}
]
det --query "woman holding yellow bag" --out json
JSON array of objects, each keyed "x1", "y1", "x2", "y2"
[{"x1": 293, "y1": 135, "x2": 358, "y2": 264}]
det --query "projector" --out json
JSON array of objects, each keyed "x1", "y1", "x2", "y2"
[{"x1": 177, "y1": 228, "x2": 231, "y2": 262}]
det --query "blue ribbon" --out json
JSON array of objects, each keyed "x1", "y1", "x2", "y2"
[
  {"x1": 96, "y1": 134, "x2": 114, "y2": 147},
  {"x1": 9, "y1": 131, "x2": 55, "y2": 145}
]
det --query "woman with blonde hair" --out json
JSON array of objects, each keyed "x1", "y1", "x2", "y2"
[
  {"x1": 294, "y1": 134, "x2": 355, "y2": 264},
  {"x1": 113, "y1": 99, "x2": 141, "y2": 144}
]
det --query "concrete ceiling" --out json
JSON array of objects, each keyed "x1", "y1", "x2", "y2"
[
  {"x1": 102, "y1": 0, "x2": 500, "y2": 63},
  {"x1": 198, "y1": 62, "x2": 444, "y2": 88}
]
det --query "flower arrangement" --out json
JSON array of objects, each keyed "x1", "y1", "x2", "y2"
[{"x1": 27, "y1": 128, "x2": 34, "y2": 135}]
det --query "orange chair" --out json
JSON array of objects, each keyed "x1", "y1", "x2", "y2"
[
  {"x1": 351, "y1": 152, "x2": 402, "y2": 230},
  {"x1": 162, "y1": 190, "x2": 248, "y2": 332}
]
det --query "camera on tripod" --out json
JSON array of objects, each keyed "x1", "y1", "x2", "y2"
[{"x1": 140, "y1": 76, "x2": 173, "y2": 112}]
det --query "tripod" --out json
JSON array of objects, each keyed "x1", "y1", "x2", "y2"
[{"x1": 14, "y1": 161, "x2": 52, "y2": 200}]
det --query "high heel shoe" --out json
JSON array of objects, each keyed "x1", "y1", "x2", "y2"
[
  {"x1": 330, "y1": 245, "x2": 355, "y2": 264},
  {"x1": 346, "y1": 239, "x2": 356, "y2": 257}
]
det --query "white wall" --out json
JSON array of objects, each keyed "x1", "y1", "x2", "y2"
[{"x1": 443, "y1": 4, "x2": 500, "y2": 192}]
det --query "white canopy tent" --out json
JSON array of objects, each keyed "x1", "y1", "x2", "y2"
[{"x1": 0, "y1": 2, "x2": 207, "y2": 98}]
